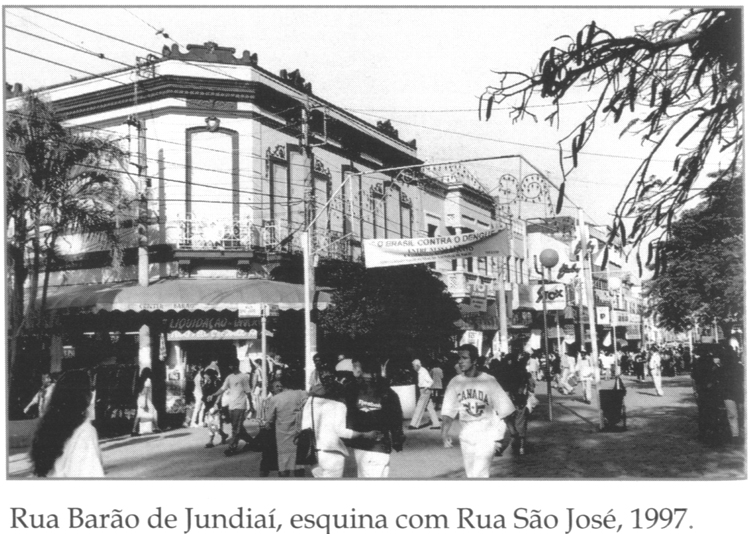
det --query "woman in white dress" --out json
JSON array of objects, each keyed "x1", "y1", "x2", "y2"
[
  {"x1": 131, "y1": 367, "x2": 159, "y2": 436},
  {"x1": 30, "y1": 369, "x2": 104, "y2": 478}
]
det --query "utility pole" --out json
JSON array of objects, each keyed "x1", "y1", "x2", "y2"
[
  {"x1": 299, "y1": 100, "x2": 327, "y2": 389},
  {"x1": 578, "y1": 208, "x2": 602, "y2": 429},
  {"x1": 301, "y1": 155, "x2": 518, "y2": 388},
  {"x1": 496, "y1": 253, "x2": 508, "y2": 356},
  {"x1": 128, "y1": 67, "x2": 153, "y2": 372},
  {"x1": 578, "y1": 208, "x2": 599, "y2": 371}
]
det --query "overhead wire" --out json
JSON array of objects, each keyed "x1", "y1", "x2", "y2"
[
  {"x1": 6, "y1": 48, "x2": 131, "y2": 87},
  {"x1": 10, "y1": 8, "x2": 310, "y2": 161},
  {"x1": 4, "y1": 148, "x2": 305, "y2": 204},
  {"x1": 9, "y1": 10, "x2": 608, "y2": 246},
  {"x1": 23, "y1": 7, "x2": 306, "y2": 128},
  {"x1": 6, "y1": 10, "x2": 102, "y2": 57},
  {"x1": 343, "y1": 98, "x2": 602, "y2": 113},
  {"x1": 349, "y1": 109, "x2": 676, "y2": 165},
  {"x1": 7, "y1": 25, "x2": 135, "y2": 69},
  {"x1": 27, "y1": 7, "x2": 156, "y2": 55}
]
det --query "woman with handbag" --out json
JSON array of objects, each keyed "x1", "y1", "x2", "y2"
[
  {"x1": 299, "y1": 368, "x2": 378, "y2": 478},
  {"x1": 265, "y1": 379, "x2": 307, "y2": 477}
]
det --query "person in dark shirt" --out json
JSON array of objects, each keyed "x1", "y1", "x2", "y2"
[
  {"x1": 345, "y1": 357, "x2": 405, "y2": 478},
  {"x1": 716, "y1": 348, "x2": 745, "y2": 445},
  {"x1": 490, "y1": 351, "x2": 533, "y2": 455},
  {"x1": 691, "y1": 351, "x2": 722, "y2": 444},
  {"x1": 634, "y1": 352, "x2": 647, "y2": 382},
  {"x1": 201, "y1": 368, "x2": 228, "y2": 448}
]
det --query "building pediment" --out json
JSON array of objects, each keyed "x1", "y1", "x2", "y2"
[{"x1": 162, "y1": 42, "x2": 258, "y2": 66}]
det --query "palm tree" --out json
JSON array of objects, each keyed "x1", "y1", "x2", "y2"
[{"x1": 6, "y1": 92, "x2": 134, "y2": 414}]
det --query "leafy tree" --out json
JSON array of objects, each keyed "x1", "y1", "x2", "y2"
[
  {"x1": 480, "y1": 9, "x2": 741, "y2": 264},
  {"x1": 646, "y1": 169, "x2": 743, "y2": 336},
  {"x1": 318, "y1": 260, "x2": 461, "y2": 374},
  {"x1": 6, "y1": 93, "x2": 131, "y2": 412}
]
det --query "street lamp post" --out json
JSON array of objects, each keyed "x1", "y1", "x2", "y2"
[
  {"x1": 540, "y1": 249, "x2": 559, "y2": 422},
  {"x1": 609, "y1": 276, "x2": 622, "y2": 377}
]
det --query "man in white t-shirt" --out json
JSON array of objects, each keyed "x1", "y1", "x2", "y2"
[
  {"x1": 441, "y1": 344, "x2": 515, "y2": 478},
  {"x1": 648, "y1": 349, "x2": 664, "y2": 396},
  {"x1": 208, "y1": 363, "x2": 253, "y2": 455}
]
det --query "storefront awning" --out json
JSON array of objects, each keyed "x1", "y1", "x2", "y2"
[{"x1": 41, "y1": 279, "x2": 331, "y2": 313}]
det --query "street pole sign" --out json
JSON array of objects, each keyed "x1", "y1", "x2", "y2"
[{"x1": 237, "y1": 302, "x2": 277, "y2": 398}]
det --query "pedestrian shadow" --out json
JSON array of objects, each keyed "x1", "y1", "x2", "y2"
[
  {"x1": 506, "y1": 379, "x2": 746, "y2": 479},
  {"x1": 101, "y1": 436, "x2": 160, "y2": 451},
  {"x1": 161, "y1": 432, "x2": 191, "y2": 440}
]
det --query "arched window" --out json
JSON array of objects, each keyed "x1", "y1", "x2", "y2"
[{"x1": 186, "y1": 127, "x2": 239, "y2": 221}]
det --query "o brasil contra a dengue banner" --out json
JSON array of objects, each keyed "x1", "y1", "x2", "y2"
[{"x1": 363, "y1": 228, "x2": 510, "y2": 268}]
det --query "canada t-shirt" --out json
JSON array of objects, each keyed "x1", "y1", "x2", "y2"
[{"x1": 441, "y1": 372, "x2": 515, "y2": 424}]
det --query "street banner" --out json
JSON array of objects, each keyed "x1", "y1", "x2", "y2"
[
  {"x1": 363, "y1": 228, "x2": 509, "y2": 268},
  {"x1": 518, "y1": 283, "x2": 567, "y2": 311}
]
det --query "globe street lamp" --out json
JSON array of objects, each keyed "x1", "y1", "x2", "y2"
[{"x1": 540, "y1": 248, "x2": 559, "y2": 422}]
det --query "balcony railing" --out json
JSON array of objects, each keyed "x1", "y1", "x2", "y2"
[
  {"x1": 167, "y1": 215, "x2": 353, "y2": 260},
  {"x1": 168, "y1": 215, "x2": 264, "y2": 250}
]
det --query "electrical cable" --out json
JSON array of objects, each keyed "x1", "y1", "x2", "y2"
[
  {"x1": 6, "y1": 48, "x2": 130, "y2": 87},
  {"x1": 351, "y1": 109, "x2": 675, "y2": 165},
  {"x1": 7, "y1": 25, "x2": 134, "y2": 69},
  {"x1": 343, "y1": 98, "x2": 602, "y2": 113},
  {"x1": 8, "y1": 14, "x2": 610, "y2": 251},
  {"x1": 7, "y1": 10, "x2": 102, "y2": 57},
  {"x1": 23, "y1": 7, "x2": 305, "y2": 128},
  {"x1": 27, "y1": 7, "x2": 156, "y2": 55}
]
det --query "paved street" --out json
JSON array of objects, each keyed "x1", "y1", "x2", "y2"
[{"x1": 9, "y1": 375, "x2": 745, "y2": 479}]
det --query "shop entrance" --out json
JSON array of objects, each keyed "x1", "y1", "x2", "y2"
[{"x1": 182, "y1": 340, "x2": 236, "y2": 378}]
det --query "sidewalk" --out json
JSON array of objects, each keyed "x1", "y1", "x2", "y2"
[{"x1": 8, "y1": 375, "x2": 745, "y2": 479}]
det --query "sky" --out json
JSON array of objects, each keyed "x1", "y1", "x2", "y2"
[{"x1": 3, "y1": 5, "x2": 727, "y2": 232}]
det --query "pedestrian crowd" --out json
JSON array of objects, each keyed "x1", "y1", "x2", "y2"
[{"x1": 25, "y1": 338, "x2": 743, "y2": 478}]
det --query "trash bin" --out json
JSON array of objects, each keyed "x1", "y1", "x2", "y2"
[{"x1": 599, "y1": 378, "x2": 627, "y2": 431}]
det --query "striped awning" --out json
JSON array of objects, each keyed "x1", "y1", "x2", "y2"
[{"x1": 41, "y1": 278, "x2": 331, "y2": 313}]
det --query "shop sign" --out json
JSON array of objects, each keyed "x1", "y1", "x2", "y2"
[
  {"x1": 512, "y1": 310, "x2": 533, "y2": 327},
  {"x1": 167, "y1": 329, "x2": 259, "y2": 341},
  {"x1": 552, "y1": 261, "x2": 581, "y2": 284},
  {"x1": 469, "y1": 283, "x2": 488, "y2": 313},
  {"x1": 165, "y1": 316, "x2": 258, "y2": 331},
  {"x1": 238, "y1": 303, "x2": 280, "y2": 318},
  {"x1": 625, "y1": 325, "x2": 642, "y2": 340},
  {"x1": 63, "y1": 345, "x2": 76, "y2": 359},
  {"x1": 460, "y1": 330, "x2": 483, "y2": 354},
  {"x1": 518, "y1": 283, "x2": 567, "y2": 311},
  {"x1": 363, "y1": 227, "x2": 509, "y2": 268},
  {"x1": 597, "y1": 306, "x2": 611, "y2": 325},
  {"x1": 239, "y1": 303, "x2": 264, "y2": 317}
]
